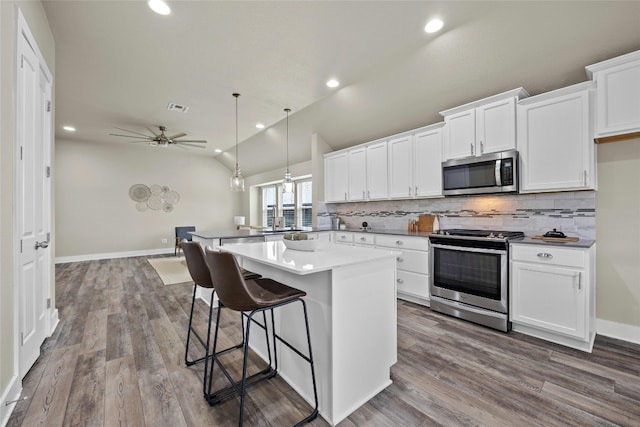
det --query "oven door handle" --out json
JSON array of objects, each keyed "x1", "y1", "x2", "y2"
[{"x1": 431, "y1": 243, "x2": 507, "y2": 255}]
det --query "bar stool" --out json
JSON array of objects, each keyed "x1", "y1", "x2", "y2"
[
  {"x1": 181, "y1": 240, "x2": 268, "y2": 395},
  {"x1": 203, "y1": 248, "x2": 318, "y2": 426}
]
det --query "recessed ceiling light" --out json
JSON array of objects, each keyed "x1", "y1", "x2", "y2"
[
  {"x1": 63, "y1": 126, "x2": 76, "y2": 132},
  {"x1": 424, "y1": 18, "x2": 444, "y2": 33},
  {"x1": 326, "y1": 79, "x2": 340, "y2": 88},
  {"x1": 256, "y1": 123, "x2": 265, "y2": 129},
  {"x1": 148, "y1": 0, "x2": 171, "y2": 15},
  {"x1": 214, "y1": 149, "x2": 222, "y2": 153}
]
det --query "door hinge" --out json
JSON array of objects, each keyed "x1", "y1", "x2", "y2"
[
  {"x1": 20, "y1": 240, "x2": 23, "y2": 253},
  {"x1": 47, "y1": 298, "x2": 51, "y2": 309},
  {"x1": 46, "y1": 166, "x2": 51, "y2": 177},
  {"x1": 20, "y1": 332, "x2": 24, "y2": 346},
  {"x1": 46, "y1": 232, "x2": 51, "y2": 242},
  {"x1": 21, "y1": 56, "x2": 23, "y2": 68},
  {"x1": 20, "y1": 146, "x2": 23, "y2": 160},
  {"x1": 46, "y1": 101, "x2": 51, "y2": 112}
]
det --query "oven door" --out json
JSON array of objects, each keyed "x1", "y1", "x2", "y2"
[{"x1": 430, "y1": 243, "x2": 508, "y2": 313}]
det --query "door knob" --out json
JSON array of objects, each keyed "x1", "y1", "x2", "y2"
[{"x1": 35, "y1": 240, "x2": 49, "y2": 249}]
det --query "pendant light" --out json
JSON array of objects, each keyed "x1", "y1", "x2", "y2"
[
  {"x1": 282, "y1": 108, "x2": 294, "y2": 194},
  {"x1": 230, "y1": 93, "x2": 245, "y2": 192}
]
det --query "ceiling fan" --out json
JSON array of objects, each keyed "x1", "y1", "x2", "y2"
[{"x1": 109, "y1": 125, "x2": 207, "y2": 148}]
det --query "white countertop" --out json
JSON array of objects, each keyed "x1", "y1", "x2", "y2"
[{"x1": 221, "y1": 241, "x2": 399, "y2": 275}]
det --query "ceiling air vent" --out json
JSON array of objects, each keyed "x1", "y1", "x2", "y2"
[{"x1": 167, "y1": 102, "x2": 189, "y2": 113}]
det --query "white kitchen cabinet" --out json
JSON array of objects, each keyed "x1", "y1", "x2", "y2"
[
  {"x1": 586, "y1": 50, "x2": 640, "y2": 141},
  {"x1": 440, "y1": 88, "x2": 528, "y2": 160},
  {"x1": 517, "y1": 82, "x2": 596, "y2": 193},
  {"x1": 510, "y1": 242, "x2": 596, "y2": 352},
  {"x1": 324, "y1": 152, "x2": 348, "y2": 202},
  {"x1": 348, "y1": 147, "x2": 366, "y2": 201},
  {"x1": 388, "y1": 123, "x2": 444, "y2": 199},
  {"x1": 366, "y1": 141, "x2": 388, "y2": 200},
  {"x1": 375, "y1": 234, "x2": 430, "y2": 306}
]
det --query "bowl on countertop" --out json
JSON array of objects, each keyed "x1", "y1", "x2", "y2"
[{"x1": 283, "y1": 238, "x2": 318, "y2": 252}]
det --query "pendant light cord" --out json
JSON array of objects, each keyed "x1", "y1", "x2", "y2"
[
  {"x1": 285, "y1": 108, "x2": 291, "y2": 171},
  {"x1": 234, "y1": 93, "x2": 240, "y2": 170}
]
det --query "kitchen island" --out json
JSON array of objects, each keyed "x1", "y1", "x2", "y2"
[{"x1": 221, "y1": 240, "x2": 398, "y2": 426}]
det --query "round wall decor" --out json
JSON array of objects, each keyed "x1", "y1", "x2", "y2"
[{"x1": 129, "y1": 184, "x2": 181, "y2": 213}]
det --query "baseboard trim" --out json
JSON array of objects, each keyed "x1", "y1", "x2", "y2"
[
  {"x1": 0, "y1": 375, "x2": 21, "y2": 427},
  {"x1": 50, "y1": 308, "x2": 59, "y2": 336},
  {"x1": 55, "y1": 248, "x2": 174, "y2": 264},
  {"x1": 597, "y1": 318, "x2": 640, "y2": 345}
]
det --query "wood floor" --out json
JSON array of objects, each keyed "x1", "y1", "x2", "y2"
[{"x1": 7, "y1": 255, "x2": 640, "y2": 427}]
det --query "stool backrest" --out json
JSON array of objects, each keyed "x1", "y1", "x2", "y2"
[
  {"x1": 204, "y1": 248, "x2": 257, "y2": 312},
  {"x1": 181, "y1": 240, "x2": 213, "y2": 289}
]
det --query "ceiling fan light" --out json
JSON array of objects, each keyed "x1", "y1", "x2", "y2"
[{"x1": 148, "y1": 0, "x2": 171, "y2": 15}]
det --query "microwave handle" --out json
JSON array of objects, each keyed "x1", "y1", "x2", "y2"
[{"x1": 495, "y1": 159, "x2": 502, "y2": 186}]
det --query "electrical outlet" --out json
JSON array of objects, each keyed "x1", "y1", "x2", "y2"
[{"x1": 161, "y1": 238, "x2": 168, "y2": 244}]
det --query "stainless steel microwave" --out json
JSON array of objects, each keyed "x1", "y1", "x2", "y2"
[{"x1": 442, "y1": 150, "x2": 518, "y2": 196}]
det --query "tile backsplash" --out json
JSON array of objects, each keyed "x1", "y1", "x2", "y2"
[{"x1": 318, "y1": 191, "x2": 595, "y2": 239}]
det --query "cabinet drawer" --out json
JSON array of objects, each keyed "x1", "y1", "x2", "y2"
[
  {"x1": 353, "y1": 233, "x2": 375, "y2": 246},
  {"x1": 376, "y1": 234, "x2": 430, "y2": 251},
  {"x1": 395, "y1": 249, "x2": 429, "y2": 275},
  {"x1": 334, "y1": 232, "x2": 353, "y2": 244},
  {"x1": 396, "y1": 270, "x2": 430, "y2": 299},
  {"x1": 511, "y1": 244, "x2": 585, "y2": 268}
]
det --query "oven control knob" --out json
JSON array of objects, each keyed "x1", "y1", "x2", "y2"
[
  {"x1": 498, "y1": 233, "x2": 504, "y2": 238},
  {"x1": 488, "y1": 232, "x2": 495, "y2": 238}
]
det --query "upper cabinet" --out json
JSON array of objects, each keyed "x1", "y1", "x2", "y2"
[
  {"x1": 347, "y1": 147, "x2": 367, "y2": 201},
  {"x1": 517, "y1": 82, "x2": 596, "y2": 193},
  {"x1": 366, "y1": 141, "x2": 388, "y2": 200},
  {"x1": 440, "y1": 88, "x2": 529, "y2": 160},
  {"x1": 586, "y1": 50, "x2": 640, "y2": 142},
  {"x1": 388, "y1": 123, "x2": 444, "y2": 199},
  {"x1": 324, "y1": 151, "x2": 349, "y2": 202}
]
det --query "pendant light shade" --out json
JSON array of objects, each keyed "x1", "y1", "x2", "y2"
[
  {"x1": 230, "y1": 93, "x2": 245, "y2": 192},
  {"x1": 282, "y1": 108, "x2": 294, "y2": 194}
]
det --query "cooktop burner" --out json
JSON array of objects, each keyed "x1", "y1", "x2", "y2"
[{"x1": 432, "y1": 229, "x2": 525, "y2": 240}]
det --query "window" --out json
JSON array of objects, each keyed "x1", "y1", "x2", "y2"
[{"x1": 261, "y1": 178, "x2": 312, "y2": 228}]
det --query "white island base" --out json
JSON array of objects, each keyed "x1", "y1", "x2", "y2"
[{"x1": 222, "y1": 241, "x2": 398, "y2": 426}]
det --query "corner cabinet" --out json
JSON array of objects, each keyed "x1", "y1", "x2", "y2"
[
  {"x1": 586, "y1": 49, "x2": 640, "y2": 142},
  {"x1": 517, "y1": 82, "x2": 596, "y2": 193},
  {"x1": 510, "y1": 243, "x2": 596, "y2": 352},
  {"x1": 388, "y1": 123, "x2": 444, "y2": 199},
  {"x1": 440, "y1": 88, "x2": 529, "y2": 161}
]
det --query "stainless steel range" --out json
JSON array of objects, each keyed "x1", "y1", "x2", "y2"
[{"x1": 428, "y1": 229, "x2": 524, "y2": 332}]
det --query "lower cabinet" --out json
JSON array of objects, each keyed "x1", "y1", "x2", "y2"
[{"x1": 510, "y1": 243, "x2": 596, "y2": 352}]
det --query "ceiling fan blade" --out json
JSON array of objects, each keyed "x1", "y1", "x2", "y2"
[
  {"x1": 175, "y1": 142, "x2": 207, "y2": 148},
  {"x1": 147, "y1": 127, "x2": 160, "y2": 137},
  {"x1": 172, "y1": 139, "x2": 207, "y2": 143},
  {"x1": 114, "y1": 127, "x2": 154, "y2": 138},
  {"x1": 167, "y1": 132, "x2": 187, "y2": 140},
  {"x1": 109, "y1": 133, "x2": 154, "y2": 140}
]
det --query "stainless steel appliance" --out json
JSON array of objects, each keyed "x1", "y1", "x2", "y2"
[
  {"x1": 428, "y1": 229, "x2": 524, "y2": 332},
  {"x1": 442, "y1": 150, "x2": 518, "y2": 196}
]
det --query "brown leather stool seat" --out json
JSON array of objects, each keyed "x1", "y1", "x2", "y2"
[
  {"x1": 204, "y1": 248, "x2": 318, "y2": 426},
  {"x1": 181, "y1": 240, "x2": 267, "y2": 395}
]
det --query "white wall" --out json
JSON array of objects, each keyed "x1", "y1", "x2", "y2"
[
  {"x1": 55, "y1": 140, "x2": 240, "y2": 258},
  {"x1": 596, "y1": 138, "x2": 640, "y2": 330}
]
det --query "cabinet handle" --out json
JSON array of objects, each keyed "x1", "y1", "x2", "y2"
[
  {"x1": 341, "y1": 235, "x2": 347, "y2": 239},
  {"x1": 360, "y1": 237, "x2": 367, "y2": 241},
  {"x1": 397, "y1": 278, "x2": 404, "y2": 284},
  {"x1": 368, "y1": 190, "x2": 370, "y2": 198},
  {"x1": 344, "y1": 192, "x2": 347, "y2": 200},
  {"x1": 480, "y1": 141, "x2": 484, "y2": 154},
  {"x1": 409, "y1": 186, "x2": 412, "y2": 196},
  {"x1": 577, "y1": 272, "x2": 582, "y2": 290},
  {"x1": 363, "y1": 190, "x2": 366, "y2": 199},
  {"x1": 470, "y1": 143, "x2": 474, "y2": 155},
  {"x1": 397, "y1": 257, "x2": 403, "y2": 262},
  {"x1": 537, "y1": 252, "x2": 553, "y2": 259},
  {"x1": 584, "y1": 170, "x2": 587, "y2": 186},
  {"x1": 415, "y1": 186, "x2": 418, "y2": 196},
  {"x1": 396, "y1": 240, "x2": 404, "y2": 246}
]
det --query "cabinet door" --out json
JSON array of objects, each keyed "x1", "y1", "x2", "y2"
[
  {"x1": 324, "y1": 152, "x2": 348, "y2": 202},
  {"x1": 414, "y1": 128, "x2": 443, "y2": 197},
  {"x1": 476, "y1": 97, "x2": 516, "y2": 155},
  {"x1": 518, "y1": 89, "x2": 594, "y2": 193},
  {"x1": 594, "y1": 59, "x2": 640, "y2": 137},
  {"x1": 388, "y1": 135, "x2": 413, "y2": 198},
  {"x1": 348, "y1": 147, "x2": 366, "y2": 201},
  {"x1": 443, "y1": 109, "x2": 475, "y2": 160},
  {"x1": 511, "y1": 262, "x2": 587, "y2": 340},
  {"x1": 366, "y1": 141, "x2": 388, "y2": 200}
]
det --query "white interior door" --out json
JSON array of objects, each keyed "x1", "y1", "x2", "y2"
[{"x1": 16, "y1": 12, "x2": 52, "y2": 379}]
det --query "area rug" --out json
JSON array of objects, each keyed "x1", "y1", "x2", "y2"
[{"x1": 147, "y1": 257, "x2": 192, "y2": 286}]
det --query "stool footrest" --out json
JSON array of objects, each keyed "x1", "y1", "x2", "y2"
[{"x1": 206, "y1": 362, "x2": 276, "y2": 405}]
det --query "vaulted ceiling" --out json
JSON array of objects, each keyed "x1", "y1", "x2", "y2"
[{"x1": 43, "y1": 1, "x2": 640, "y2": 176}]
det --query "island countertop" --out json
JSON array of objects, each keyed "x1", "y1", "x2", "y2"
[{"x1": 221, "y1": 240, "x2": 399, "y2": 275}]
